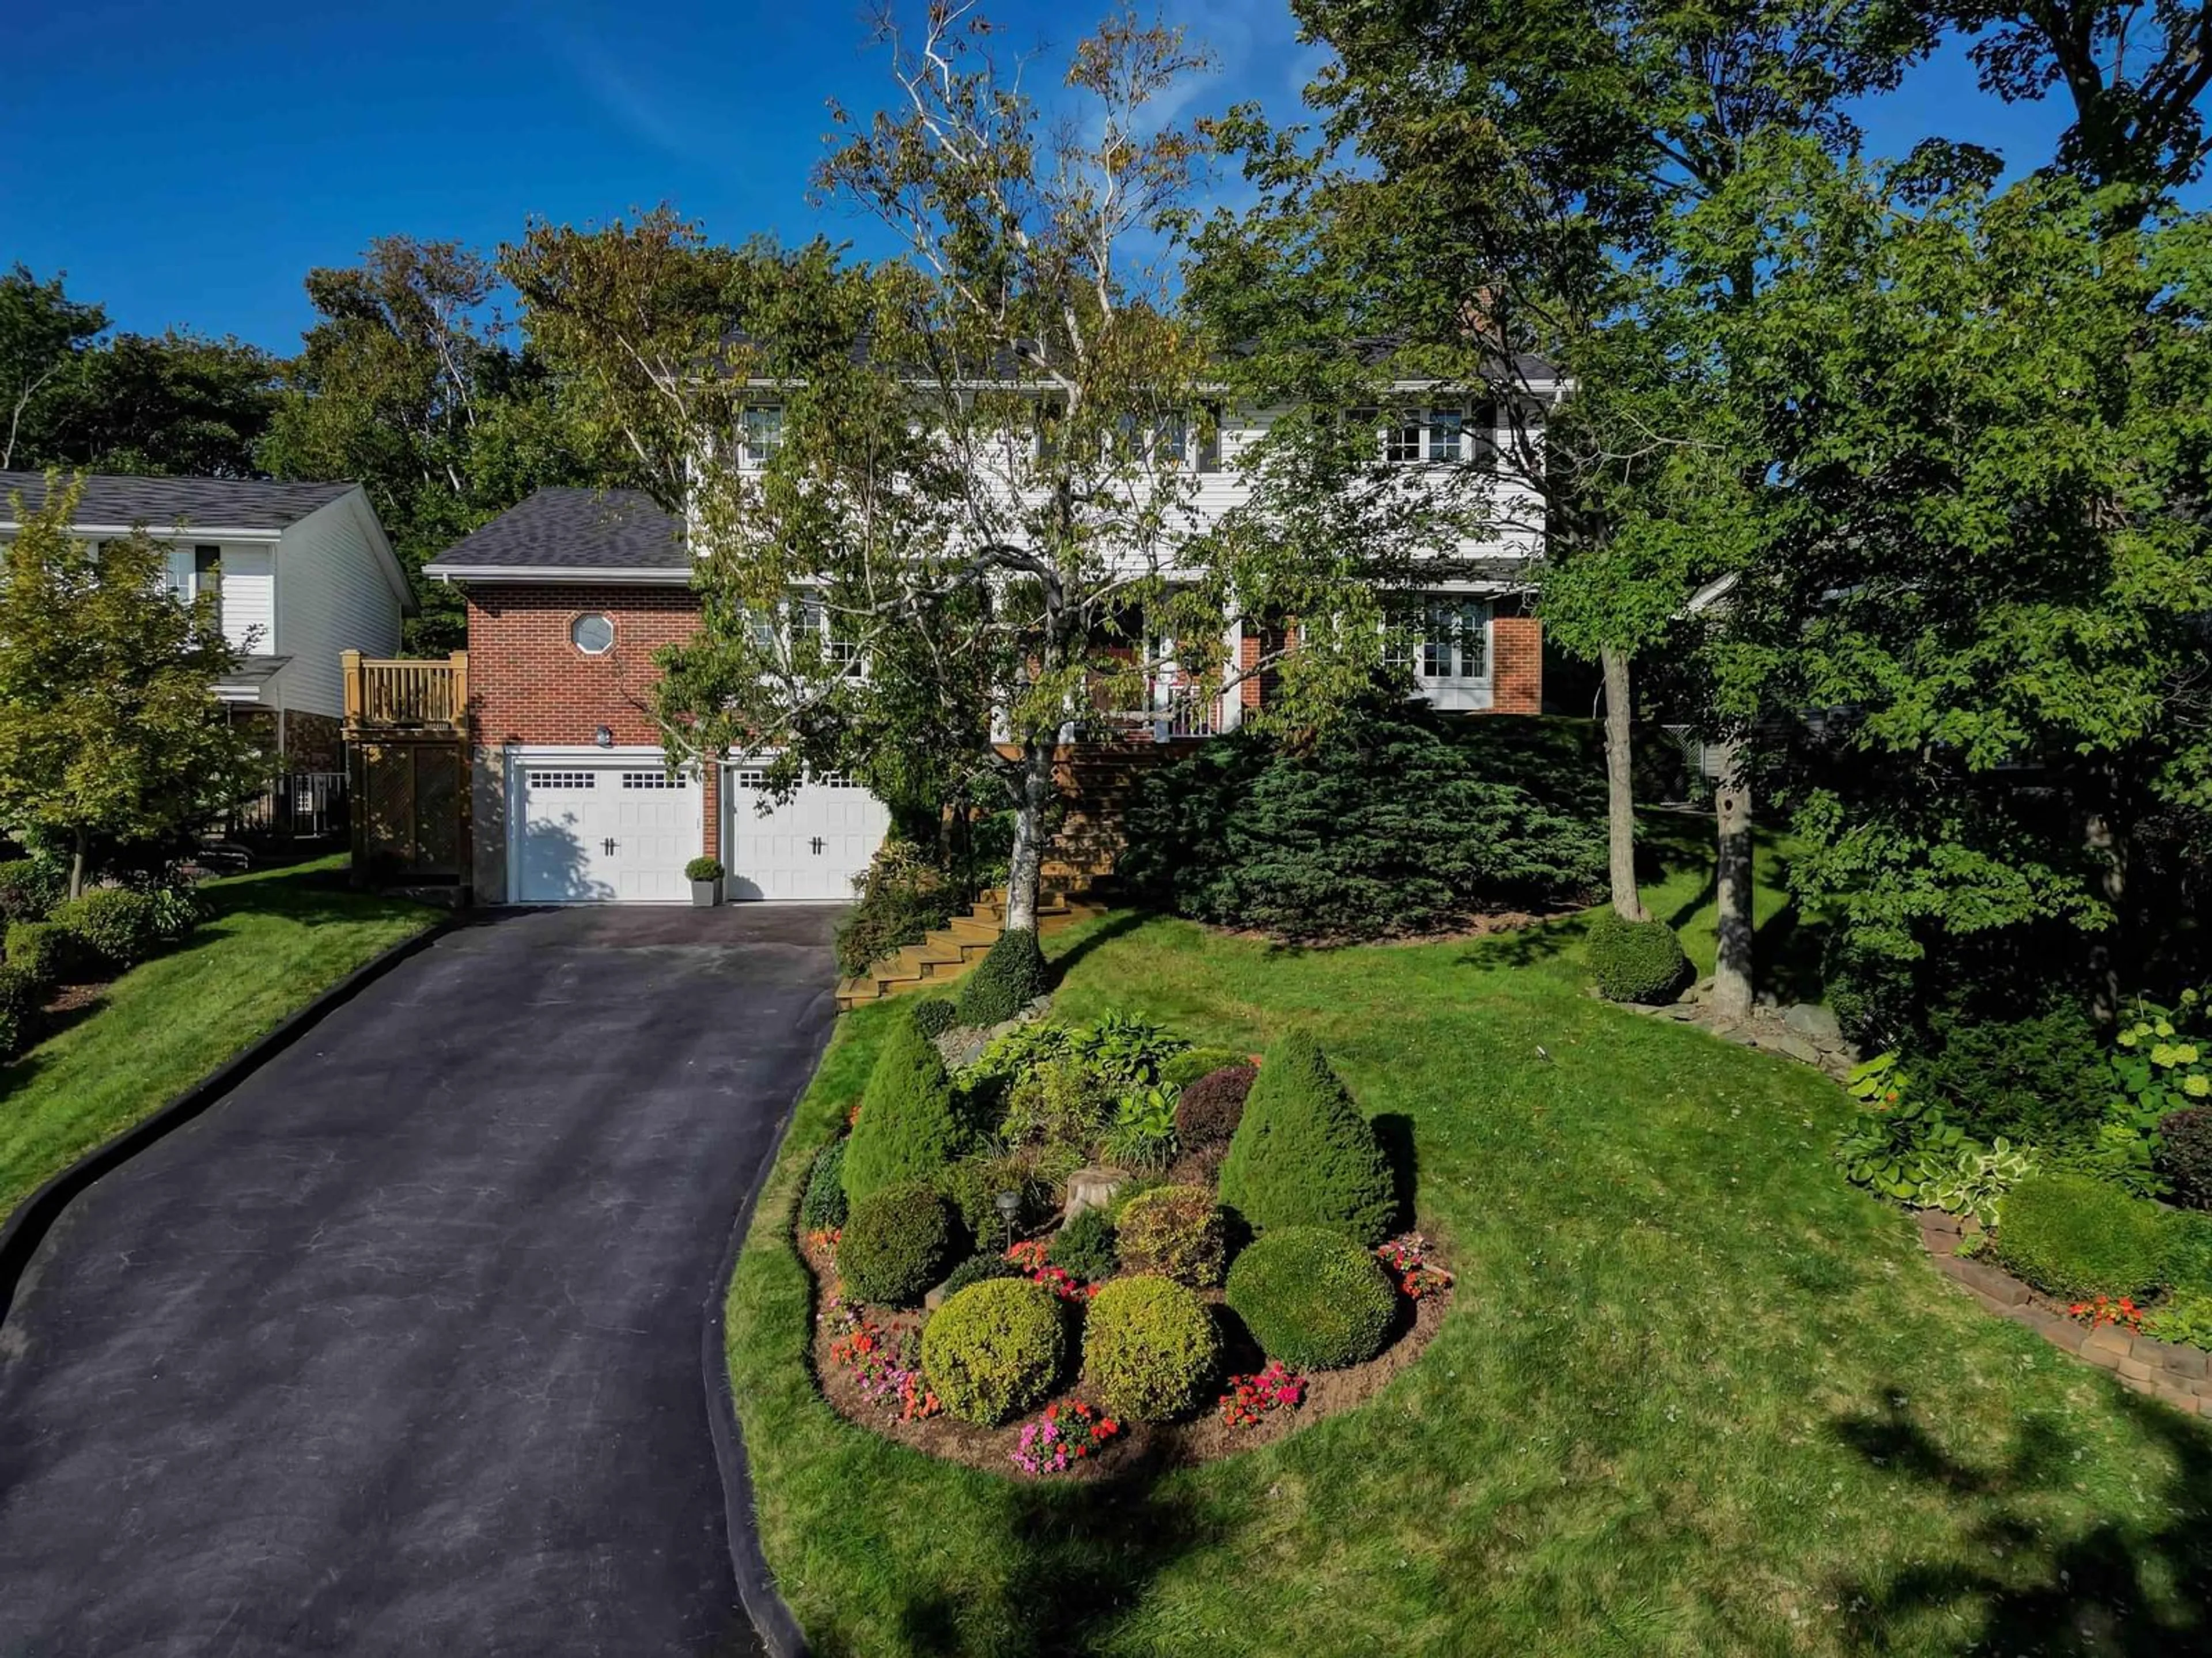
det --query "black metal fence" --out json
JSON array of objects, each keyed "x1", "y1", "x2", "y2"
[{"x1": 229, "y1": 771, "x2": 349, "y2": 840}]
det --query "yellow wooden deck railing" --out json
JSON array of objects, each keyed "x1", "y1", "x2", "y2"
[{"x1": 341, "y1": 650, "x2": 468, "y2": 735}]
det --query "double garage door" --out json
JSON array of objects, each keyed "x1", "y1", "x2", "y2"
[{"x1": 510, "y1": 755, "x2": 887, "y2": 904}]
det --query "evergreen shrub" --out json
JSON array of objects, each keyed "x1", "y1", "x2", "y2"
[{"x1": 1217, "y1": 1030, "x2": 1396, "y2": 1245}]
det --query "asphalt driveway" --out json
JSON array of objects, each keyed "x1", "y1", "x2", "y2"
[{"x1": 0, "y1": 905, "x2": 839, "y2": 1657}]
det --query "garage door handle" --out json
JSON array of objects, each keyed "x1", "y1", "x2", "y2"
[
  {"x1": 603, "y1": 838, "x2": 618, "y2": 856},
  {"x1": 810, "y1": 836, "x2": 825, "y2": 854}
]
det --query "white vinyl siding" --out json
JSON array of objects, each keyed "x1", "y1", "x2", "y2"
[
  {"x1": 220, "y1": 545, "x2": 274, "y2": 653},
  {"x1": 267, "y1": 497, "x2": 405, "y2": 720}
]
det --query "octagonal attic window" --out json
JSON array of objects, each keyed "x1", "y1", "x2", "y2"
[{"x1": 571, "y1": 613, "x2": 615, "y2": 655}]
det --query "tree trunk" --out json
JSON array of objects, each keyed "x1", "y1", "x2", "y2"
[
  {"x1": 1711, "y1": 740, "x2": 1754, "y2": 1022},
  {"x1": 1003, "y1": 737, "x2": 1055, "y2": 934},
  {"x1": 2085, "y1": 798, "x2": 2127, "y2": 1024},
  {"x1": 69, "y1": 827, "x2": 88, "y2": 902},
  {"x1": 1600, "y1": 645, "x2": 1645, "y2": 921}
]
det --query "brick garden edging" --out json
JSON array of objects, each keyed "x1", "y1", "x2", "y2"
[{"x1": 1914, "y1": 1210, "x2": 2212, "y2": 1419}]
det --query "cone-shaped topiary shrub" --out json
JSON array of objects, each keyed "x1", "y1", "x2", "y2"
[
  {"x1": 1225, "y1": 1226, "x2": 1396, "y2": 1369},
  {"x1": 1083, "y1": 1275, "x2": 1220, "y2": 1421},
  {"x1": 1586, "y1": 909, "x2": 1692, "y2": 1004},
  {"x1": 1217, "y1": 1030, "x2": 1396, "y2": 1245},
  {"x1": 956, "y1": 926, "x2": 1050, "y2": 1027},
  {"x1": 922, "y1": 1277, "x2": 1067, "y2": 1424},
  {"x1": 843, "y1": 1015, "x2": 969, "y2": 1206},
  {"x1": 838, "y1": 1181, "x2": 955, "y2": 1305}
]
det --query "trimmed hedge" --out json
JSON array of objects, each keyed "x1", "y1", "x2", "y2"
[
  {"x1": 1173, "y1": 1065, "x2": 1255, "y2": 1149},
  {"x1": 843, "y1": 1016, "x2": 969, "y2": 1206},
  {"x1": 5, "y1": 919, "x2": 71, "y2": 987},
  {"x1": 1994, "y1": 1172, "x2": 2167, "y2": 1299},
  {"x1": 1225, "y1": 1226, "x2": 1396, "y2": 1371},
  {"x1": 1082, "y1": 1275, "x2": 1220, "y2": 1421},
  {"x1": 800, "y1": 1140, "x2": 850, "y2": 1232},
  {"x1": 1217, "y1": 1030, "x2": 1396, "y2": 1246},
  {"x1": 1047, "y1": 1206, "x2": 1119, "y2": 1282},
  {"x1": 1114, "y1": 1184, "x2": 1227, "y2": 1286},
  {"x1": 912, "y1": 998, "x2": 959, "y2": 1039},
  {"x1": 956, "y1": 927, "x2": 1050, "y2": 1027},
  {"x1": 0, "y1": 960, "x2": 37, "y2": 1058},
  {"x1": 1586, "y1": 909, "x2": 1692, "y2": 1004},
  {"x1": 51, "y1": 888, "x2": 165, "y2": 971},
  {"x1": 922, "y1": 1277, "x2": 1067, "y2": 1425},
  {"x1": 2158, "y1": 1108, "x2": 2212, "y2": 1212},
  {"x1": 838, "y1": 1182, "x2": 955, "y2": 1307}
]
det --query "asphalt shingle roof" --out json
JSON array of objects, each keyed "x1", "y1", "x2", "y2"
[
  {"x1": 0, "y1": 471, "x2": 357, "y2": 531},
  {"x1": 424, "y1": 488, "x2": 687, "y2": 573}
]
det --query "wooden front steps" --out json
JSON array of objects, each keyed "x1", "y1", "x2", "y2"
[{"x1": 835, "y1": 887, "x2": 1107, "y2": 1011}]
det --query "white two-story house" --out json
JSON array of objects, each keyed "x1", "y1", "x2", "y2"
[
  {"x1": 0, "y1": 472, "x2": 413, "y2": 771},
  {"x1": 425, "y1": 380, "x2": 1554, "y2": 906}
]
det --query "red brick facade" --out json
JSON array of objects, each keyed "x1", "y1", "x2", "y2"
[
  {"x1": 1490, "y1": 615, "x2": 1543, "y2": 714},
  {"x1": 464, "y1": 582, "x2": 721, "y2": 856}
]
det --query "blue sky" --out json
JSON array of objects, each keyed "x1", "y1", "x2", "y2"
[{"x1": 4, "y1": 0, "x2": 2078, "y2": 355}]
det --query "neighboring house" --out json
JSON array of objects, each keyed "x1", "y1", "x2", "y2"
[
  {"x1": 0, "y1": 472, "x2": 413, "y2": 770},
  {"x1": 427, "y1": 385, "x2": 1554, "y2": 907}
]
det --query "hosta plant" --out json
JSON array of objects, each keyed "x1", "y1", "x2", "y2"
[
  {"x1": 1835, "y1": 1055, "x2": 1967, "y2": 1201},
  {"x1": 1911, "y1": 1138, "x2": 2035, "y2": 1229},
  {"x1": 2143, "y1": 1290, "x2": 2212, "y2": 1351},
  {"x1": 1103, "y1": 1085, "x2": 1179, "y2": 1172}
]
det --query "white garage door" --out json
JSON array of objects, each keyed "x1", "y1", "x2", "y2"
[
  {"x1": 723, "y1": 767, "x2": 891, "y2": 901},
  {"x1": 514, "y1": 762, "x2": 699, "y2": 903}
]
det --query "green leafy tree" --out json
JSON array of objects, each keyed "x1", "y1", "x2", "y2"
[
  {"x1": 262, "y1": 235, "x2": 616, "y2": 653},
  {"x1": 1664, "y1": 144, "x2": 2212, "y2": 1025},
  {"x1": 0, "y1": 265, "x2": 107, "y2": 470},
  {"x1": 0, "y1": 476, "x2": 265, "y2": 895},
  {"x1": 33, "y1": 328, "x2": 278, "y2": 478}
]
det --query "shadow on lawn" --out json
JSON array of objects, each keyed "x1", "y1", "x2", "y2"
[
  {"x1": 1828, "y1": 1387, "x2": 2212, "y2": 1654},
  {"x1": 883, "y1": 1460, "x2": 1214, "y2": 1657}
]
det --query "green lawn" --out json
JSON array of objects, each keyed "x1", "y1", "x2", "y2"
[
  {"x1": 0, "y1": 856, "x2": 435, "y2": 1222},
  {"x1": 727, "y1": 836, "x2": 2211, "y2": 1657}
]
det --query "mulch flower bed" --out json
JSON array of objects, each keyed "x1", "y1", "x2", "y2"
[{"x1": 798, "y1": 1227, "x2": 1453, "y2": 1479}]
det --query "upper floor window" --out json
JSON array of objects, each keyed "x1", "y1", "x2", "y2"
[
  {"x1": 748, "y1": 589, "x2": 865, "y2": 679},
  {"x1": 1380, "y1": 407, "x2": 1488, "y2": 465},
  {"x1": 739, "y1": 405, "x2": 785, "y2": 468}
]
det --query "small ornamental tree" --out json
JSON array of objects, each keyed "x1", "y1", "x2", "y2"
[
  {"x1": 842, "y1": 1015, "x2": 968, "y2": 1206},
  {"x1": 956, "y1": 928, "x2": 1050, "y2": 1027},
  {"x1": 1217, "y1": 1029, "x2": 1396, "y2": 1246},
  {"x1": 0, "y1": 474, "x2": 264, "y2": 895}
]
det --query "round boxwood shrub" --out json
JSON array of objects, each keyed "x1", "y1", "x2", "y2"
[
  {"x1": 1115, "y1": 1184, "x2": 1227, "y2": 1286},
  {"x1": 1160, "y1": 1047, "x2": 1250, "y2": 1088},
  {"x1": 51, "y1": 888, "x2": 164, "y2": 971},
  {"x1": 799, "y1": 1140, "x2": 849, "y2": 1232},
  {"x1": 956, "y1": 926, "x2": 1050, "y2": 1027},
  {"x1": 1046, "y1": 1206, "x2": 1119, "y2": 1282},
  {"x1": 1217, "y1": 1030, "x2": 1396, "y2": 1246},
  {"x1": 1083, "y1": 1275, "x2": 1220, "y2": 1421},
  {"x1": 5, "y1": 919, "x2": 72, "y2": 987},
  {"x1": 838, "y1": 1182, "x2": 955, "y2": 1307},
  {"x1": 1173, "y1": 1065, "x2": 1256, "y2": 1149},
  {"x1": 843, "y1": 1016, "x2": 969, "y2": 1206},
  {"x1": 911, "y1": 997, "x2": 959, "y2": 1039},
  {"x1": 2158, "y1": 1108, "x2": 2212, "y2": 1212},
  {"x1": 922, "y1": 1277, "x2": 1067, "y2": 1425},
  {"x1": 1225, "y1": 1226, "x2": 1396, "y2": 1370},
  {"x1": 1994, "y1": 1171, "x2": 2167, "y2": 1299},
  {"x1": 1586, "y1": 909, "x2": 1692, "y2": 1004}
]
